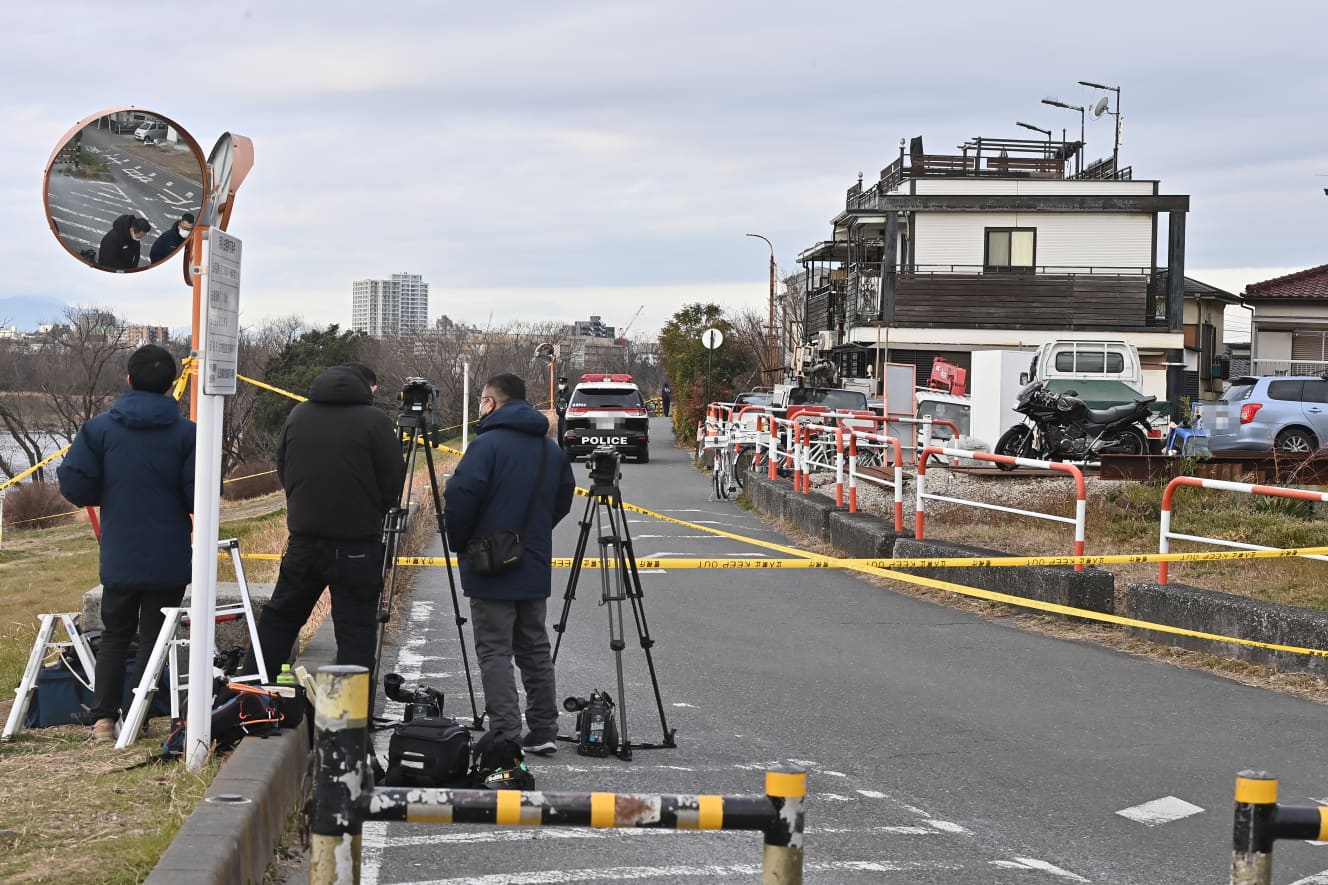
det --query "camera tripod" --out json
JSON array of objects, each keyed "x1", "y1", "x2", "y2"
[
  {"x1": 373, "y1": 408, "x2": 484, "y2": 730},
  {"x1": 551, "y1": 456, "x2": 676, "y2": 760}
]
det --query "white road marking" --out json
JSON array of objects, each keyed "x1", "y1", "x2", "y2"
[
  {"x1": 1115, "y1": 796, "x2": 1205, "y2": 826},
  {"x1": 671, "y1": 702, "x2": 696, "y2": 707},
  {"x1": 822, "y1": 770, "x2": 847, "y2": 777},
  {"x1": 1287, "y1": 872, "x2": 1328, "y2": 884},
  {"x1": 857, "y1": 789, "x2": 887, "y2": 798},
  {"x1": 389, "y1": 860, "x2": 961, "y2": 884},
  {"x1": 990, "y1": 858, "x2": 1089, "y2": 881},
  {"x1": 926, "y1": 819, "x2": 972, "y2": 835}
]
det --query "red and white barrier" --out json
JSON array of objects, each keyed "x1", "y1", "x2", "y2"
[
  {"x1": 1158, "y1": 477, "x2": 1328, "y2": 585},
  {"x1": 916, "y1": 446, "x2": 1088, "y2": 572},
  {"x1": 847, "y1": 430, "x2": 905, "y2": 531}
]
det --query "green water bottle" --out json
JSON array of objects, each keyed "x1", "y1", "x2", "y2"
[{"x1": 276, "y1": 664, "x2": 296, "y2": 685}]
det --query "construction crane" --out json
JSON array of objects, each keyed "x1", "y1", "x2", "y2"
[{"x1": 615, "y1": 305, "x2": 644, "y2": 345}]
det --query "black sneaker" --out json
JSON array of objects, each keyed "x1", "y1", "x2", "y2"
[{"x1": 521, "y1": 734, "x2": 558, "y2": 756}]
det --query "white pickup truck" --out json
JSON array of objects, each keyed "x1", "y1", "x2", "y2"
[{"x1": 1020, "y1": 338, "x2": 1171, "y2": 437}]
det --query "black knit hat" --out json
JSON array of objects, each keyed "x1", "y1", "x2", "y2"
[{"x1": 127, "y1": 344, "x2": 178, "y2": 394}]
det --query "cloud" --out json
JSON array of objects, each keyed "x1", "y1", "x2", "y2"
[{"x1": 2, "y1": 0, "x2": 1325, "y2": 337}]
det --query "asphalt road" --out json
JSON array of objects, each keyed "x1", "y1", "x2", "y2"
[
  {"x1": 45, "y1": 126, "x2": 203, "y2": 267},
  {"x1": 362, "y1": 416, "x2": 1328, "y2": 884}
]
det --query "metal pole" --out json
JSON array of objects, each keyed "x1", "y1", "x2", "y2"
[
  {"x1": 705, "y1": 347, "x2": 713, "y2": 412},
  {"x1": 1112, "y1": 86, "x2": 1121, "y2": 174},
  {"x1": 1231, "y1": 771, "x2": 1276, "y2": 885},
  {"x1": 762, "y1": 766, "x2": 806, "y2": 884},
  {"x1": 461, "y1": 359, "x2": 471, "y2": 452},
  {"x1": 310, "y1": 665, "x2": 370, "y2": 885}
]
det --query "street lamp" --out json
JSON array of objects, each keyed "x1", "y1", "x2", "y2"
[
  {"x1": 1041, "y1": 98, "x2": 1085, "y2": 175},
  {"x1": 745, "y1": 233, "x2": 777, "y2": 375},
  {"x1": 1015, "y1": 121, "x2": 1052, "y2": 157},
  {"x1": 1078, "y1": 79, "x2": 1122, "y2": 175}
]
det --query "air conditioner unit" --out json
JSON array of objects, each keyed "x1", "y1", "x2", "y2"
[{"x1": 816, "y1": 331, "x2": 839, "y2": 351}]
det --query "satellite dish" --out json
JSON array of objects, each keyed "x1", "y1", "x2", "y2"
[{"x1": 1091, "y1": 97, "x2": 1110, "y2": 119}]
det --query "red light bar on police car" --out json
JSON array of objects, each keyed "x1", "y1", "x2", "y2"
[{"x1": 579, "y1": 373, "x2": 634, "y2": 383}]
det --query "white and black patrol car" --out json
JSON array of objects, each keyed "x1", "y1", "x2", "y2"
[{"x1": 562, "y1": 373, "x2": 650, "y2": 462}]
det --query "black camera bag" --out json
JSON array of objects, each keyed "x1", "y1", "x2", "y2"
[
  {"x1": 383, "y1": 716, "x2": 471, "y2": 787},
  {"x1": 465, "y1": 441, "x2": 548, "y2": 576}
]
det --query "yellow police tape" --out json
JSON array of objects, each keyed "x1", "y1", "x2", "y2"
[{"x1": 226, "y1": 486, "x2": 1328, "y2": 658}]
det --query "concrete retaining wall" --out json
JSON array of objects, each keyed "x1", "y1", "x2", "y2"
[{"x1": 1124, "y1": 581, "x2": 1328, "y2": 677}]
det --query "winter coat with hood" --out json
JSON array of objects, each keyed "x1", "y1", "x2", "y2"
[
  {"x1": 443, "y1": 399, "x2": 575, "y2": 600},
  {"x1": 97, "y1": 214, "x2": 142, "y2": 270},
  {"x1": 278, "y1": 365, "x2": 406, "y2": 540},
  {"x1": 57, "y1": 389, "x2": 196, "y2": 590}
]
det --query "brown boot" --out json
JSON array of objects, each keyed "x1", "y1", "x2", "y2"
[{"x1": 89, "y1": 718, "x2": 116, "y2": 743}]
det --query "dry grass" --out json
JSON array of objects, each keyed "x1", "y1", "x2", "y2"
[
  {"x1": 0, "y1": 727, "x2": 221, "y2": 884},
  {"x1": 881, "y1": 474, "x2": 1328, "y2": 610}
]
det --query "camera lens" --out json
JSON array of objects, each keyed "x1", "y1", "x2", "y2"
[{"x1": 564, "y1": 696, "x2": 586, "y2": 712}]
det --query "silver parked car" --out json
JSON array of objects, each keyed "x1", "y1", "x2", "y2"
[{"x1": 1207, "y1": 375, "x2": 1328, "y2": 454}]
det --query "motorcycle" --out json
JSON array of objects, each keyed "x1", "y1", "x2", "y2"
[{"x1": 994, "y1": 381, "x2": 1155, "y2": 470}]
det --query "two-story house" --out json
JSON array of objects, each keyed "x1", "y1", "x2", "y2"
[
  {"x1": 797, "y1": 134, "x2": 1200, "y2": 404},
  {"x1": 1243, "y1": 264, "x2": 1328, "y2": 376}
]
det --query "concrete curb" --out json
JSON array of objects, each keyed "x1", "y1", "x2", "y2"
[
  {"x1": 144, "y1": 621, "x2": 335, "y2": 885},
  {"x1": 746, "y1": 472, "x2": 1328, "y2": 676}
]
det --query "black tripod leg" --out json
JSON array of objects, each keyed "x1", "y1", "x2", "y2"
[
  {"x1": 613, "y1": 494, "x2": 677, "y2": 747},
  {"x1": 421, "y1": 434, "x2": 486, "y2": 729},
  {"x1": 370, "y1": 432, "x2": 419, "y2": 722},
  {"x1": 551, "y1": 492, "x2": 597, "y2": 663}
]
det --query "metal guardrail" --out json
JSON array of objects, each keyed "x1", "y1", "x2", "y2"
[
  {"x1": 1158, "y1": 477, "x2": 1328, "y2": 585},
  {"x1": 309, "y1": 665, "x2": 807, "y2": 885},
  {"x1": 917, "y1": 446, "x2": 1088, "y2": 571}
]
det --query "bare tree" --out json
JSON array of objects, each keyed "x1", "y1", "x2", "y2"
[{"x1": 41, "y1": 306, "x2": 131, "y2": 446}]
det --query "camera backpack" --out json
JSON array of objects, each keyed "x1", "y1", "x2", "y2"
[{"x1": 383, "y1": 716, "x2": 472, "y2": 788}]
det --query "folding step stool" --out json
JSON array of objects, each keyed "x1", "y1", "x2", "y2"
[
  {"x1": 114, "y1": 538, "x2": 269, "y2": 748},
  {"x1": 1, "y1": 613, "x2": 98, "y2": 741}
]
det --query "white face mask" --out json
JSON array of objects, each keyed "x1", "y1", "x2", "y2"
[{"x1": 178, "y1": 226, "x2": 192, "y2": 237}]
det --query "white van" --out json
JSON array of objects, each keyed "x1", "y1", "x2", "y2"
[{"x1": 133, "y1": 121, "x2": 170, "y2": 143}]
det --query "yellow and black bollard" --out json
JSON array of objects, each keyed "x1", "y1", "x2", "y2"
[
  {"x1": 762, "y1": 765, "x2": 806, "y2": 885},
  {"x1": 1231, "y1": 770, "x2": 1328, "y2": 885},
  {"x1": 310, "y1": 665, "x2": 371, "y2": 885}
]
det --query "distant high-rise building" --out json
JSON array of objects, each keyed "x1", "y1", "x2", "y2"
[{"x1": 351, "y1": 272, "x2": 429, "y2": 337}]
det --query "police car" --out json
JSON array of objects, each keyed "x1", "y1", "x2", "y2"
[{"x1": 562, "y1": 373, "x2": 650, "y2": 462}]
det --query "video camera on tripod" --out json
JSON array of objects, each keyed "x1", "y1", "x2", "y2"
[
  {"x1": 399, "y1": 376, "x2": 439, "y2": 417},
  {"x1": 586, "y1": 445, "x2": 622, "y2": 485}
]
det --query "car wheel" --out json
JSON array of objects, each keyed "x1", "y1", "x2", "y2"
[{"x1": 1275, "y1": 428, "x2": 1318, "y2": 454}]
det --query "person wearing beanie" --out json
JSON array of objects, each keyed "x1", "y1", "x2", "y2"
[{"x1": 57, "y1": 344, "x2": 196, "y2": 743}]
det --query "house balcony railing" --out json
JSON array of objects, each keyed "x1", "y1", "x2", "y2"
[
  {"x1": 834, "y1": 267, "x2": 1173, "y2": 332},
  {"x1": 1249, "y1": 359, "x2": 1328, "y2": 377}
]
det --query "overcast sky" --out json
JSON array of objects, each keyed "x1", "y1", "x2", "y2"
[{"x1": 3, "y1": 0, "x2": 1324, "y2": 340}]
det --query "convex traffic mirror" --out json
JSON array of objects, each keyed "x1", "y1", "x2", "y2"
[{"x1": 43, "y1": 107, "x2": 207, "y2": 274}]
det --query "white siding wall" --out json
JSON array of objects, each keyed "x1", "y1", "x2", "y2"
[{"x1": 912, "y1": 212, "x2": 1152, "y2": 269}]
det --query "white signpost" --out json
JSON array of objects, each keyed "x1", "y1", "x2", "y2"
[{"x1": 184, "y1": 226, "x2": 241, "y2": 771}]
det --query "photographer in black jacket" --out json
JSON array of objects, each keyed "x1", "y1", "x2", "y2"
[{"x1": 246, "y1": 364, "x2": 406, "y2": 677}]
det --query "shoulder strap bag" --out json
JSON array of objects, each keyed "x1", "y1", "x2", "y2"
[{"x1": 465, "y1": 439, "x2": 550, "y2": 576}]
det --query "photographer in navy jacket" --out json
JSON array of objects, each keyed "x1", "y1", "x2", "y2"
[
  {"x1": 58, "y1": 345, "x2": 195, "y2": 742},
  {"x1": 443, "y1": 373, "x2": 574, "y2": 758}
]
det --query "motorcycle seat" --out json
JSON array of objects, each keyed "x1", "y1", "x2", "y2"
[{"x1": 1085, "y1": 397, "x2": 1155, "y2": 425}]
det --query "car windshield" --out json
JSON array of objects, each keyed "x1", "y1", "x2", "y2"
[
  {"x1": 735, "y1": 392, "x2": 772, "y2": 407},
  {"x1": 1221, "y1": 381, "x2": 1256, "y2": 403},
  {"x1": 571, "y1": 387, "x2": 642, "y2": 409},
  {"x1": 917, "y1": 400, "x2": 971, "y2": 435}
]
